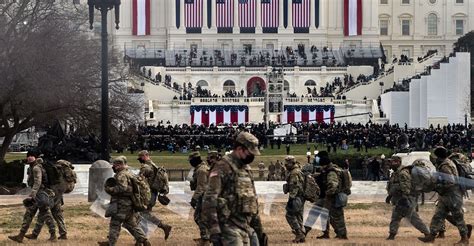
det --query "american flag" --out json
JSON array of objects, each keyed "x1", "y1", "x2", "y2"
[
  {"x1": 261, "y1": 0, "x2": 279, "y2": 29},
  {"x1": 292, "y1": 0, "x2": 310, "y2": 29},
  {"x1": 216, "y1": 0, "x2": 234, "y2": 28},
  {"x1": 238, "y1": 0, "x2": 256, "y2": 28},
  {"x1": 185, "y1": 0, "x2": 203, "y2": 29}
]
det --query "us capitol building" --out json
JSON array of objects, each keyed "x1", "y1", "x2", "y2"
[{"x1": 93, "y1": 0, "x2": 472, "y2": 127}]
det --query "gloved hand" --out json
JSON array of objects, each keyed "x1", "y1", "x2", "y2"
[
  {"x1": 190, "y1": 198, "x2": 198, "y2": 209},
  {"x1": 385, "y1": 195, "x2": 392, "y2": 204},
  {"x1": 210, "y1": 233, "x2": 223, "y2": 246}
]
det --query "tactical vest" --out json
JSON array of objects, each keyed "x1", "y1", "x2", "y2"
[
  {"x1": 222, "y1": 155, "x2": 258, "y2": 216},
  {"x1": 27, "y1": 164, "x2": 48, "y2": 188}
]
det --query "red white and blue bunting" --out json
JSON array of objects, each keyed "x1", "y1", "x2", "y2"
[
  {"x1": 190, "y1": 105, "x2": 249, "y2": 126},
  {"x1": 282, "y1": 105, "x2": 335, "y2": 124}
]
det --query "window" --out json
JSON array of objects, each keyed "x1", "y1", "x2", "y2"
[
  {"x1": 427, "y1": 13, "x2": 438, "y2": 36},
  {"x1": 456, "y1": 20, "x2": 464, "y2": 35},
  {"x1": 456, "y1": 0, "x2": 463, "y2": 3},
  {"x1": 402, "y1": 0, "x2": 410, "y2": 4},
  {"x1": 380, "y1": 20, "x2": 389, "y2": 36},
  {"x1": 402, "y1": 20, "x2": 410, "y2": 36},
  {"x1": 380, "y1": 0, "x2": 388, "y2": 4},
  {"x1": 304, "y1": 80, "x2": 317, "y2": 86},
  {"x1": 223, "y1": 80, "x2": 235, "y2": 91},
  {"x1": 284, "y1": 80, "x2": 290, "y2": 91},
  {"x1": 196, "y1": 80, "x2": 209, "y2": 88}
]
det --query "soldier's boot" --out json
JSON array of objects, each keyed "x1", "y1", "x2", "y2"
[
  {"x1": 97, "y1": 242, "x2": 109, "y2": 246},
  {"x1": 335, "y1": 234, "x2": 348, "y2": 240},
  {"x1": 58, "y1": 234, "x2": 68, "y2": 240},
  {"x1": 24, "y1": 233, "x2": 38, "y2": 240},
  {"x1": 142, "y1": 239, "x2": 152, "y2": 246},
  {"x1": 437, "y1": 230, "x2": 445, "y2": 238},
  {"x1": 386, "y1": 233, "x2": 396, "y2": 240},
  {"x1": 467, "y1": 224, "x2": 472, "y2": 239},
  {"x1": 418, "y1": 233, "x2": 436, "y2": 243},
  {"x1": 292, "y1": 232, "x2": 306, "y2": 243},
  {"x1": 159, "y1": 223, "x2": 172, "y2": 240},
  {"x1": 48, "y1": 233, "x2": 57, "y2": 242},
  {"x1": 455, "y1": 235, "x2": 469, "y2": 245},
  {"x1": 198, "y1": 239, "x2": 211, "y2": 246},
  {"x1": 304, "y1": 226, "x2": 312, "y2": 236},
  {"x1": 316, "y1": 231, "x2": 330, "y2": 239},
  {"x1": 8, "y1": 232, "x2": 25, "y2": 243}
]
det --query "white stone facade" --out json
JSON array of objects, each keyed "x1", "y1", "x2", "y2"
[{"x1": 103, "y1": 0, "x2": 473, "y2": 58}]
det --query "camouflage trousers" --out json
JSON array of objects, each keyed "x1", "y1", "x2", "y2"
[
  {"x1": 221, "y1": 223, "x2": 259, "y2": 246},
  {"x1": 285, "y1": 197, "x2": 305, "y2": 235},
  {"x1": 389, "y1": 197, "x2": 429, "y2": 235},
  {"x1": 20, "y1": 204, "x2": 55, "y2": 235},
  {"x1": 440, "y1": 213, "x2": 457, "y2": 232},
  {"x1": 194, "y1": 199, "x2": 209, "y2": 240},
  {"x1": 31, "y1": 197, "x2": 67, "y2": 236},
  {"x1": 109, "y1": 208, "x2": 147, "y2": 246},
  {"x1": 324, "y1": 197, "x2": 347, "y2": 237},
  {"x1": 430, "y1": 194, "x2": 467, "y2": 236}
]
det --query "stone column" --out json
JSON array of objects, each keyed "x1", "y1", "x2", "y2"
[
  {"x1": 233, "y1": 0, "x2": 239, "y2": 33},
  {"x1": 310, "y1": 0, "x2": 315, "y2": 31},
  {"x1": 288, "y1": 0, "x2": 293, "y2": 30},
  {"x1": 211, "y1": 0, "x2": 217, "y2": 31},
  {"x1": 278, "y1": 0, "x2": 285, "y2": 32},
  {"x1": 256, "y1": 0, "x2": 262, "y2": 33},
  {"x1": 180, "y1": 0, "x2": 185, "y2": 31}
]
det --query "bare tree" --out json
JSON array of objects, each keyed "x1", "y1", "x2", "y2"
[{"x1": 0, "y1": 1, "x2": 140, "y2": 160}]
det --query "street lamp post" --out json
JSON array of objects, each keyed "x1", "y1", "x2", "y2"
[{"x1": 87, "y1": 0, "x2": 121, "y2": 161}]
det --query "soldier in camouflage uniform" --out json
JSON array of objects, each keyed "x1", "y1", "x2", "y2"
[
  {"x1": 189, "y1": 151, "x2": 210, "y2": 245},
  {"x1": 137, "y1": 150, "x2": 172, "y2": 240},
  {"x1": 267, "y1": 161, "x2": 276, "y2": 181},
  {"x1": 9, "y1": 154, "x2": 57, "y2": 243},
  {"x1": 202, "y1": 132, "x2": 267, "y2": 246},
  {"x1": 419, "y1": 147, "x2": 470, "y2": 245},
  {"x1": 258, "y1": 161, "x2": 266, "y2": 180},
  {"x1": 98, "y1": 156, "x2": 151, "y2": 246},
  {"x1": 386, "y1": 156, "x2": 430, "y2": 240},
  {"x1": 207, "y1": 151, "x2": 220, "y2": 170},
  {"x1": 283, "y1": 156, "x2": 306, "y2": 243},
  {"x1": 26, "y1": 160, "x2": 69, "y2": 240},
  {"x1": 317, "y1": 151, "x2": 348, "y2": 240}
]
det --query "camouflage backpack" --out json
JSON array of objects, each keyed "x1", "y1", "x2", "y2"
[
  {"x1": 338, "y1": 169, "x2": 352, "y2": 195},
  {"x1": 129, "y1": 174, "x2": 151, "y2": 212},
  {"x1": 150, "y1": 164, "x2": 169, "y2": 195},
  {"x1": 449, "y1": 153, "x2": 474, "y2": 196},
  {"x1": 303, "y1": 173, "x2": 320, "y2": 203},
  {"x1": 56, "y1": 160, "x2": 77, "y2": 194},
  {"x1": 404, "y1": 159, "x2": 435, "y2": 194}
]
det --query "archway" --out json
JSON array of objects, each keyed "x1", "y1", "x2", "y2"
[
  {"x1": 223, "y1": 80, "x2": 236, "y2": 91},
  {"x1": 196, "y1": 80, "x2": 209, "y2": 88},
  {"x1": 246, "y1": 76, "x2": 266, "y2": 97},
  {"x1": 304, "y1": 80, "x2": 317, "y2": 86}
]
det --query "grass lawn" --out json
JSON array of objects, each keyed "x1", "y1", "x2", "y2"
[{"x1": 4, "y1": 144, "x2": 393, "y2": 169}]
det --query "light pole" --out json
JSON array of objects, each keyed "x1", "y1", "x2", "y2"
[{"x1": 87, "y1": 0, "x2": 121, "y2": 161}]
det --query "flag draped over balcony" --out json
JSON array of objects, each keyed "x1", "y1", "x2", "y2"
[
  {"x1": 282, "y1": 105, "x2": 335, "y2": 124},
  {"x1": 190, "y1": 106, "x2": 249, "y2": 126},
  {"x1": 133, "y1": 0, "x2": 151, "y2": 36},
  {"x1": 343, "y1": 0, "x2": 362, "y2": 36}
]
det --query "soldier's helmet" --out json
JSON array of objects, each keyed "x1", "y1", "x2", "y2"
[
  {"x1": 235, "y1": 132, "x2": 261, "y2": 156},
  {"x1": 112, "y1": 156, "x2": 127, "y2": 164},
  {"x1": 285, "y1": 155, "x2": 296, "y2": 164}
]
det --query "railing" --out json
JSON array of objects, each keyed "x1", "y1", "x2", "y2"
[
  {"x1": 133, "y1": 74, "x2": 182, "y2": 95},
  {"x1": 338, "y1": 68, "x2": 394, "y2": 95}
]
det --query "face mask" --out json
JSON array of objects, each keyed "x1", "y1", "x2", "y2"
[
  {"x1": 242, "y1": 154, "x2": 255, "y2": 164},
  {"x1": 190, "y1": 158, "x2": 201, "y2": 167},
  {"x1": 138, "y1": 158, "x2": 146, "y2": 164},
  {"x1": 112, "y1": 165, "x2": 118, "y2": 173}
]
